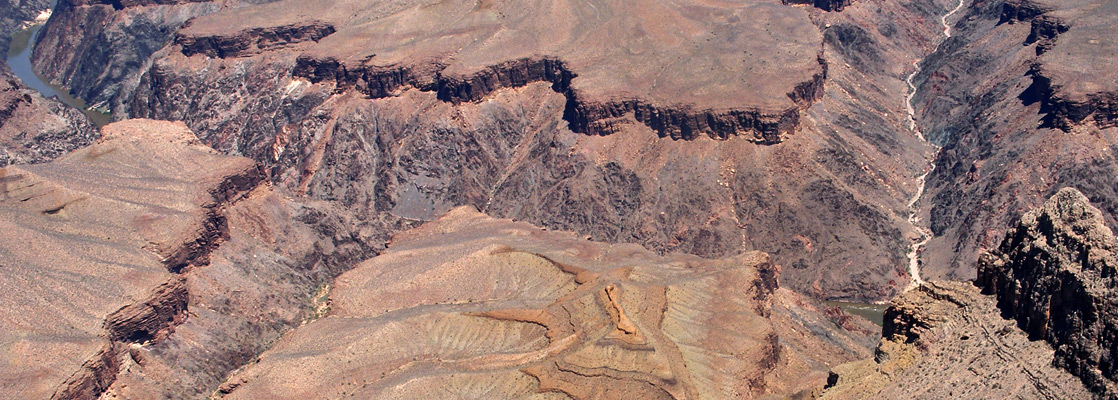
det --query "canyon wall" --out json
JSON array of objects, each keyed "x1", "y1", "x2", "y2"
[
  {"x1": 27, "y1": 0, "x2": 962, "y2": 301},
  {"x1": 0, "y1": 0, "x2": 99, "y2": 166},
  {"x1": 977, "y1": 187, "x2": 1118, "y2": 396},
  {"x1": 0, "y1": 120, "x2": 378, "y2": 399},
  {"x1": 913, "y1": 0, "x2": 1118, "y2": 281},
  {"x1": 820, "y1": 189, "x2": 1118, "y2": 399}
]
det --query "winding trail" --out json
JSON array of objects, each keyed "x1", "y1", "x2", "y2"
[{"x1": 903, "y1": 0, "x2": 966, "y2": 291}]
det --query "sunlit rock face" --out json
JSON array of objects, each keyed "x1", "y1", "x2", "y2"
[{"x1": 217, "y1": 206, "x2": 876, "y2": 399}]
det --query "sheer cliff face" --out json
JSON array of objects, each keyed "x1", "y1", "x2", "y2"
[
  {"x1": 0, "y1": 121, "x2": 875, "y2": 399},
  {"x1": 977, "y1": 188, "x2": 1118, "y2": 396},
  {"x1": 0, "y1": 120, "x2": 377, "y2": 399},
  {"x1": 821, "y1": 189, "x2": 1116, "y2": 399},
  {"x1": 0, "y1": 67, "x2": 99, "y2": 166},
  {"x1": 31, "y1": 0, "x2": 960, "y2": 301},
  {"x1": 914, "y1": 0, "x2": 1118, "y2": 281},
  {"x1": 215, "y1": 206, "x2": 876, "y2": 399},
  {"x1": 0, "y1": 0, "x2": 99, "y2": 166}
]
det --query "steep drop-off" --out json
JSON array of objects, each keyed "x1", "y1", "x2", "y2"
[
  {"x1": 215, "y1": 206, "x2": 877, "y2": 399},
  {"x1": 820, "y1": 188, "x2": 1118, "y2": 399},
  {"x1": 0, "y1": 120, "x2": 377, "y2": 399},
  {"x1": 977, "y1": 188, "x2": 1118, "y2": 397},
  {"x1": 0, "y1": 0, "x2": 98, "y2": 166},
  {"x1": 912, "y1": 0, "x2": 1118, "y2": 281},
  {"x1": 29, "y1": 0, "x2": 964, "y2": 301}
]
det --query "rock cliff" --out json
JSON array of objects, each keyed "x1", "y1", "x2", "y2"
[
  {"x1": 977, "y1": 187, "x2": 1118, "y2": 396},
  {"x1": 0, "y1": 120, "x2": 377, "y2": 399},
  {"x1": 0, "y1": 0, "x2": 99, "y2": 166},
  {"x1": 819, "y1": 189, "x2": 1118, "y2": 399},
  {"x1": 817, "y1": 281, "x2": 1095, "y2": 399},
  {"x1": 215, "y1": 206, "x2": 877, "y2": 399},
  {"x1": 911, "y1": 0, "x2": 1118, "y2": 281},
  {"x1": 28, "y1": 0, "x2": 959, "y2": 301}
]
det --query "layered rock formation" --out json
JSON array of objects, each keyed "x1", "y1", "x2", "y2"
[
  {"x1": 29, "y1": 0, "x2": 963, "y2": 301},
  {"x1": 173, "y1": 0, "x2": 827, "y2": 142},
  {"x1": 977, "y1": 187, "x2": 1118, "y2": 397},
  {"x1": 819, "y1": 189, "x2": 1118, "y2": 399},
  {"x1": 817, "y1": 281, "x2": 1095, "y2": 399},
  {"x1": 0, "y1": 66, "x2": 99, "y2": 166},
  {"x1": 215, "y1": 206, "x2": 877, "y2": 399},
  {"x1": 0, "y1": 120, "x2": 376, "y2": 399},
  {"x1": 913, "y1": 0, "x2": 1118, "y2": 281},
  {"x1": 0, "y1": 0, "x2": 99, "y2": 166}
]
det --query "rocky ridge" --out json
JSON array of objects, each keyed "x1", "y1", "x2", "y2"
[
  {"x1": 977, "y1": 187, "x2": 1118, "y2": 397},
  {"x1": 28, "y1": 0, "x2": 960, "y2": 301},
  {"x1": 215, "y1": 206, "x2": 876, "y2": 399},
  {"x1": 0, "y1": 120, "x2": 377, "y2": 399}
]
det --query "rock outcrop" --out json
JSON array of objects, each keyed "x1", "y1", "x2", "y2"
[
  {"x1": 782, "y1": 0, "x2": 855, "y2": 13},
  {"x1": 0, "y1": 120, "x2": 377, "y2": 399},
  {"x1": 817, "y1": 281, "x2": 1096, "y2": 399},
  {"x1": 29, "y1": 0, "x2": 959, "y2": 301},
  {"x1": 977, "y1": 187, "x2": 1118, "y2": 396},
  {"x1": 819, "y1": 189, "x2": 1118, "y2": 399},
  {"x1": 0, "y1": 67, "x2": 99, "y2": 166},
  {"x1": 914, "y1": 0, "x2": 1118, "y2": 281},
  {"x1": 0, "y1": 0, "x2": 99, "y2": 167},
  {"x1": 216, "y1": 206, "x2": 876, "y2": 399},
  {"x1": 172, "y1": 0, "x2": 826, "y2": 143}
]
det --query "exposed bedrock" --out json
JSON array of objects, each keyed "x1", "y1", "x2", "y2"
[
  {"x1": 29, "y1": 0, "x2": 954, "y2": 301},
  {"x1": 912, "y1": 0, "x2": 1118, "y2": 281},
  {"x1": 0, "y1": 0, "x2": 50, "y2": 55},
  {"x1": 0, "y1": 120, "x2": 381, "y2": 399},
  {"x1": 30, "y1": 0, "x2": 227, "y2": 110},
  {"x1": 0, "y1": 65, "x2": 99, "y2": 166},
  {"x1": 0, "y1": 0, "x2": 99, "y2": 166},
  {"x1": 103, "y1": 277, "x2": 189, "y2": 343},
  {"x1": 782, "y1": 0, "x2": 856, "y2": 12},
  {"x1": 215, "y1": 206, "x2": 877, "y2": 399},
  {"x1": 818, "y1": 281, "x2": 1096, "y2": 399},
  {"x1": 1022, "y1": 65, "x2": 1118, "y2": 131},
  {"x1": 177, "y1": 21, "x2": 336, "y2": 58},
  {"x1": 291, "y1": 55, "x2": 825, "y2": 143},
  {"x1": 977, "y1": 188, "x2": 1118, "y2": 397}
]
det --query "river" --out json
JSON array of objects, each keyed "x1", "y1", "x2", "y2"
[{"x1": 5, "y1": 13, "x2": 110, "y2": 127}]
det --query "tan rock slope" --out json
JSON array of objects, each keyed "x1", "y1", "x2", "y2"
[
  {"x1": 176, "y1": 0, "x2": 826, "y2": 142},
  {"x1": 217, "y1": 206, "x2": 876, "y2": 399},
  {"x1": 0, "y1": 120, "x2": 376, "y2": 399},
  {"x1": 820, "y1": 189, "x2": 1118, "y2": 399}
]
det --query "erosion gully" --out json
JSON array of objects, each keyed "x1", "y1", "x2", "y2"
[
  {"x1": 4, "y1": 1, "x2": 968, "y2": 324},
  {"x1": 904, "y1": 0, "x2": 967, "y2": 291},
  {"x1": 5, "y1": 4, "x2": 110, "y2": 126}
]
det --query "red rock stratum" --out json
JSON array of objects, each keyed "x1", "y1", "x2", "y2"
[
  {"x1": 176, "y1": 0, "x2": 826, "y2": 142},
  {"x1": 216, "y1": 206, "x2": 875, "y2": 399}
]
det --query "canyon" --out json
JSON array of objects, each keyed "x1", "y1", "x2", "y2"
[{"x1": 0, "y1": 0, "x2": 1116, "y2": 398}]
